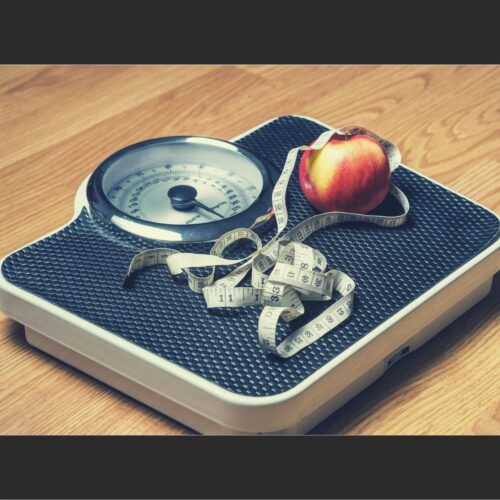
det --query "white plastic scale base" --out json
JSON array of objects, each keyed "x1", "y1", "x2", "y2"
[
  {"x1": 24, "y1": 276, "x2": 494, "y2": 434},
  {"x1": 1, "y1": 117, "x2": 499, "y2": 434}
]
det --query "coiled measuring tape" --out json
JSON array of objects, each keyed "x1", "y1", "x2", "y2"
[{"x1": 123, "y1": 126, "x2": 409, "y2": 358}]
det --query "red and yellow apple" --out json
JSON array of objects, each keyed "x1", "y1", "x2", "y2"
[{"x1": 298, "y1": 133, "x2": 391, "y2": 214}]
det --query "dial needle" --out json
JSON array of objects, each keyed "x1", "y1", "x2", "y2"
[{"x1": 193, "y1": 200, "x2": 224, "y2": 219}]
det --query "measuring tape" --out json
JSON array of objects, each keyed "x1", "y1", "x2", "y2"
[{"x1": 123, "y1": 126, "x2": 409, "y2": 358}]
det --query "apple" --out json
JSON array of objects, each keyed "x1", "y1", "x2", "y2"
[{"x1": 298, "y1": 132, "x2": 391, "y2": 214}]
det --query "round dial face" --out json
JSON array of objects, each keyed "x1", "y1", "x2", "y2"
[
  {"x1": 107, "y1": 162, "x2": 261, "y2": 226},
  {"x1": 87, "y1": 136, "x2": 276, "y2": 243}
]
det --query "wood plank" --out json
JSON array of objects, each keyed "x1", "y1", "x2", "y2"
[{"x1": 0, "y1": 65, "x2": 215, "y2": 170}]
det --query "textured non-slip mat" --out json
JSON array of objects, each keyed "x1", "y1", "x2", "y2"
[{"x1": 3, "y1": 116, "x2": 499, "y2": 396}]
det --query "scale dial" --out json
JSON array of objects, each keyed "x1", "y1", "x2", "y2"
[{"x1": 87, "y1": 136, "x2": 277, "y2": 242}]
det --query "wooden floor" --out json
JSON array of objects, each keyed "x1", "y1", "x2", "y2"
[{"x1": 0, "y1": 65, "x2": 499, "y2": 435}]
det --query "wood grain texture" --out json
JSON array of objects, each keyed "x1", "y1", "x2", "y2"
[{"x1": 0, "y1": 65, "x2": 498, "y2": 435}]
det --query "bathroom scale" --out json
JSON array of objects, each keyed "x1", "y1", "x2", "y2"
[{"x1": 1, "y1": 115, "x2": 499, "y2": 434}]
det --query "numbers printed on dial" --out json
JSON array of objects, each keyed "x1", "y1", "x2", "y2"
[{"x1": 107, "y1": 163, "x2": 261, "y2": 225}]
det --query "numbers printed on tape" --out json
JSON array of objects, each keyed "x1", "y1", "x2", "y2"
[{"x1": 123, "y1": 126, "x2": 409, "y2": 358}]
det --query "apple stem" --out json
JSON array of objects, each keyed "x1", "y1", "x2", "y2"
[{"x1": 338, "y1": 129, "x2": 355, "y2": 140}]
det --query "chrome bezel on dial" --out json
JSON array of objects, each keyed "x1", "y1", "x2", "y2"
[{"x1": 87, "y1": 136, "x2": 278, "y2": 243}]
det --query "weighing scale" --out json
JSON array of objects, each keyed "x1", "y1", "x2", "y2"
[{"x1": 1, "y1": 116, "x2": 498, "y2": 434}]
